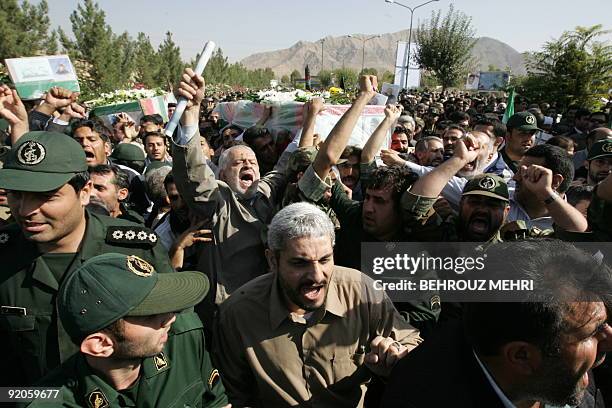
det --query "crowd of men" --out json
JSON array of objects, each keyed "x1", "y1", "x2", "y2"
[{"x1": 0, "y1": 66, "x2": 611, "y2": 408}]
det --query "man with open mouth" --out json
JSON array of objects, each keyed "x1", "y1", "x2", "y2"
[{"x1": 213, "y1": 203, "x2": 421, "y2": 407}]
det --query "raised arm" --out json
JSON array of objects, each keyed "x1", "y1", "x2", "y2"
[
  {"x1": 171, "y1": 67, "x2": 223, "y2": 218},
  {"x1": 410, "y1": 136, "x2": 480, "y2": 198},
  {"x1": 312, "y1": 75, "x2": 377, "y2": 180},
  {"x1": 299, "y1": 97, "x2": 325, "y2": 148},
  {"x1": 516, "y1": 164, "x2": 588, "y2": 232},
  {"x1": 0, "y1": 84, "x2": 28, "y2": 144},
  {"x1": 361, "y1": 104, "x2": 402, "y2": 163}
]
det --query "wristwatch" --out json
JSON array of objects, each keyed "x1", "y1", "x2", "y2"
[{"x1": 543, "y1": 192, "x2": 559, "y2": 205}]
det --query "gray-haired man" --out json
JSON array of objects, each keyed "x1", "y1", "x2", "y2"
[{"x1": 213, "y1": 202, "x2": 421, "y2": 407}]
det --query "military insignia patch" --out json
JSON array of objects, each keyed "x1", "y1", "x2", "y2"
[
  {"x1": 126, "y1": 255, "x2": 154, "y2": 277},
  {"x1": 525, "y1": 115, "x2": 536, "y2": 125},
  {"x1": 106, "y1": 226, "x2": 158, "y2": 246},
  {"x1": 478, "y1": 176, "x2": 496, "y2": 190},
  {"x1": 16, "y1": 141, "x2": 46, "y2": 166},
  {"x1": 154, "y1": 352, "x2": 168, "y2": 370},
  {"x1": 603, "y1": 143, "x2": 612, "y2": 153},
  {"x1": 430, "y1": 295, "x2": 441, "y2": 311},
  {"x1": 0, "y1": 233, "x2": 9, "y2": 244},
  {"x1": 87, "y1": 390, "x2": 109, "y2": 408},
  {"x1": 208, "y1": 369, "x2": 220, "y2": 388}
]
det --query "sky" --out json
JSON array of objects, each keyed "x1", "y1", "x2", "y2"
[{"x1": 39, "y1": 0, "x2": 611, "y2": 62}]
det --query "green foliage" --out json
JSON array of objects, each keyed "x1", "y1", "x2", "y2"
[
  {"x1": 154, "y1": 31, "x2": 184, "y2": 90},
  {"x1": 381, "y1": 70, "x2": 395, "y2": 84},
  {"x1": 415, "y1": 4, "x2": 476, "y2": 90},
  {"x1": 332, "y1": 67, "x2": 358, "y2": 90},
  {"x1": 519, "y1": 25, "x2": 612, "y2": 111},
  {"x1": 132, "y1": 32, "x2": 158, "y2": 88},
  {"x1": 0, "y1": 0, "x2": 56, "y2": 61},
  {"x1": 290, "y1": 69, "x2": 301, "y2": 85},
  {"x1": 202, "y1": 48, "x2": 275, "y2": 88},
  {"x1": 280, "y1": 74, "x2": 290, "y2": 84},
  {"x1": 360, "y1": 67, "x2": 378, "y2": 76},
  {"x1": 318, "y1": 69, "x2": 332, "y2": 88},
  {"x1": 59, "y1": 0, "x2": 135, "y2": 98}
]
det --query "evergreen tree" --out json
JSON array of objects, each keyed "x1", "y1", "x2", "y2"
[
  {"x1": 0, "y1": 0, "x2": 55, "y2": 61},
  {"x1": 132, "y1": 32, "x2": 159, "y2": 87},
  {"x1": 155, "y1": 31, "x2": 184, "y2": 90}
]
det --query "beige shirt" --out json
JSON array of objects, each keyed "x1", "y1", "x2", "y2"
[
  {"x1": 214, "y1": 266, "x2": 422, "y2": 408},
  {"x1": 172, "y1": 135, "x2": 289, "y2": 323}
]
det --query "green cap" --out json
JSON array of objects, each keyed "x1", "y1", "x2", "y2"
[
  {"x1": 110, "y1": 143, "x2": 146, "y2": 162},
  {"x1": 587, "y1": 139, "x2": 612, "y2": 161},
  {"x1": 0, "y1": 131, "x2": 87, "y2": 192},
  {"x1": 59, "y1": 253, "x2": 209, "y2": 341},
  {"x1": 462, "y1": 174, "x2": 509, "y2": 202},
  {"x1": 288, "y1": 147, "x2": 318, "y2": 173},
  {"x1": 506, "y1": 112, "x2": 541, "y2": 132}
]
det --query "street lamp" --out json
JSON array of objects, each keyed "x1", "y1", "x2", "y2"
[
  {"x1": 348, "y1": 34, "x2": 381, "y2": 73},
  {"x1": 320, "y1": 38, "x2": 326, "y2": 72},
  {"x1": 385, "y1": 0, "x2": 439, "y2": 89}
]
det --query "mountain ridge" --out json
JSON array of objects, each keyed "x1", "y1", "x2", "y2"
[{"x1": 240, "y1": 30, "x2": 527, "y2": 78}]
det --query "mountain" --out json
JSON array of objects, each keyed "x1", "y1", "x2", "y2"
[{"x1": 240, "y1": 30, "x2": 527, "y2": 78}]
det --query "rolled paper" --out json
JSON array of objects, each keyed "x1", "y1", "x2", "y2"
[{"x1": 164, "y1": 41, "x2": 216, "y2": 137}]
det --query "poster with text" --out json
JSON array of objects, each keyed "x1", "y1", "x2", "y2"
[{"x1": 4, "y1": 55, "x2": 80, "y2": 100}]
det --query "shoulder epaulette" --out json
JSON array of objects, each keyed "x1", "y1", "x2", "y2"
[{"x1": 105, "y1": 225, "x2": 158, "y2": 246}]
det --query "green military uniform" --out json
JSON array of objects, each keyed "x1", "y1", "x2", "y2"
[
  {"x1": 23, "y1": 253, "x2": 227, "y2": 408},
  {"x1": 402, "y1": 173, "x2": 554, "y2": 242},
  {"x1": 0, "y1": 132, "x2": 174, "y2": 387},
  {"x1": 118, "y1": 202, "x2": 145, "y2": 224},
  {"x1": 499, "y1": 112, "x2": 542, "y2": 174}
]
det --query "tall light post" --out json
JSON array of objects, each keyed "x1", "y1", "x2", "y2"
[
  {"x1": 347, "y1": 34, "x2": 381, "y2": 73},
  {"x1": 385, "y1": 0, "x2": 439, "y2": 89},
  {"x1": 320, "y1": 38, "x2": 326, "y2": 72}
]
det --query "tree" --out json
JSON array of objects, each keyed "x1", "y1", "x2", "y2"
[
  {"x1": 415, "y1": 4, "x2": 476, "y2": 90},
  {"x1": 59, "y1": 0, "x2": 133, "y2": 97},
  {"x1": 290, "y1": 69, "x2": 301, "y2": 85},
  {"x1": 280, "y1": 74, "x2": 290, "y2": 84},
  {"x1": 381, "y1": 70, "x2": 395, "y2": 84},
  {"x1": 318, "y1": 69, "x2": 332, "y2": 88},
  {"x1": 520, "y1": 25, "x2": 612, "y2": 110},
  {"x1": 204, "y1": 48, "x2": 230, "y2": 84},
  {"x1": 0, "y1": 0, "x2": 56, "y2": 61},
  {"x1": 132, "y1": 32, "x2": 158, "y2": 88},
  {"x1": 155, "y1": 31, "x2": 184, "y2": 90},
  {"x1": 332, "y1": 68, "x2": 358, "y2": 90}
]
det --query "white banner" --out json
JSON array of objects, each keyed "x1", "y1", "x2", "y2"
[{"x1": 394, "y1": 41, "x2": 420, "y2": 89}]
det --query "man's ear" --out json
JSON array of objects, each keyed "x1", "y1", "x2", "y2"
[
  {"x1": 265, "y1": 248, "x2": 278, "y2": 273},
  {"x1": 80, "y1": 180, "x2": 92, "y2": 207},
  {"x1": 552, "y1": 173, "x2": 564, "y2": 192},
  {"x1": 104, "y1": 142, "x2": 111, "y2": 157},
  {"x1": 117, "y1": 187, "x2": 129, "y2": 202},
  {"x1": 81, "y1": 332, "x2": 115, "y2": 358},
  {"x1": 499, "y1": 341, "x2": 542, "y2": 376}
]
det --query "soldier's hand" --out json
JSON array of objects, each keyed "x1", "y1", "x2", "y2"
[
  {"x1": 380, "y1": 149, "x2": 406, "y2": 166},
  {"x1": 178, "y1": 67, "x2": 206, "y2": 109},
  {"x1": 364, "y1": 336, "x2": 408, "y2": 378},
  {"x1": 515, "y1": 164, "x2": 554, "y2": 199},
  {"x1": 358, "y1": 75, "x2": 378, "y2": 98}
]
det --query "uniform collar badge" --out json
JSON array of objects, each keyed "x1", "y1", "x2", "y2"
[
  {"x1": 153, "y1": 352, "x2": 168, "y2": 371},
  {"x1": 87, "y1": 390, "x2": 109, "y2": 408}
]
